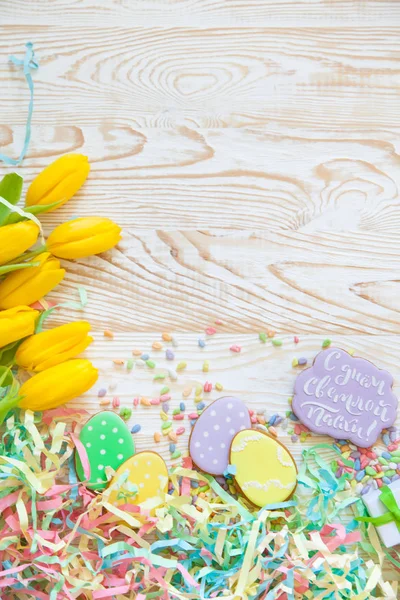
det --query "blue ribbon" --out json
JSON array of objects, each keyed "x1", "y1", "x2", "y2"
[{"x1": 0, "y1": 42, "x2": 38, "y2": 166}]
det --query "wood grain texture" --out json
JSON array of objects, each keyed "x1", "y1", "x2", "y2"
[
  {"x1": 2, "y1": 1, "x2": 400, "y2": 27},
  {"x1": 45, "y1": 229, "x2": 400, "y2": 334},
  {"x1": 1, "y1": 126, "x2": 400, "y2": 232},
  {"x1": 1, "y1": 27, "x2": 399, "y2": 130},
  {"x1": 2, "y1": 0, "x2": 400, "y2": 583}
]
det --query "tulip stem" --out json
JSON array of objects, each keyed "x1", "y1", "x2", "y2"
[
  {"x1": 5, "y1": 245, "x2": 47, "y2": 265},
  {"x1": 0, "y1": 394, "x2": 21, "y2": 426}
]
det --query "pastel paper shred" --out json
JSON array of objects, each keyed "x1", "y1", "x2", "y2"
[{"x1": 0, "y1": 414, "x2": 398, "y2": 599}]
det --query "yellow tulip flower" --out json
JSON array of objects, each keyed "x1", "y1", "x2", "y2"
[
  {"x1": 19, "y1": 358, "x2": 98, "y2": 411},
  {"x1": 0, "y1": 252, "x2": 65, "y2": 310},
  {"x1": 0, "y1": 306, "x2": 39, "y2": 348},
  {"x1": 16, "y1": 321, "x2": 93, "y2": 371},
  {"x1": 26, "y1": 154, "x2": 90, "y2": 211},
  {"x1": 47, "y1": 217, "x2": 122, "y2": 259},
  {"x1": 0, "y1": 221, "x2": 40, "y2": 265}
]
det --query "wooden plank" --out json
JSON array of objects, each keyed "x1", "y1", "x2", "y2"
[
  {"x1": 0, "y1": 27, "x2": 399, "y2": 129},
  {"x1": 1, "y1": 126, "x2": 400, "y2": 231},
  {"x1": 42, "y1": 229, "x2": 400, "y2": 334},
  {"x1": 1, "y1": 1, "x2": 399, "y2": 27}
]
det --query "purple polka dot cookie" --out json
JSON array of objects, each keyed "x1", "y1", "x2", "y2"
[{"x1": 189, "y1": 396, "x2": 251, "y2": 475}]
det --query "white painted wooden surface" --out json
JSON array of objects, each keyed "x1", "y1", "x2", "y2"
[{"x1": 1, "y1": 0, "x2": 399, "y2": 581}]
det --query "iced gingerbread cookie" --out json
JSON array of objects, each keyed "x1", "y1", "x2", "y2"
[
  {"x1": 292, "y1": 348, "x2": 398, "y2": 448},
  {"x1": 75, "y1": 411, "x2": 135, "y2": 490},
  {"x1": 189, "y1": 396, "x2": 251, "y2": 475},
  {"x1": 230, "y1": 429, "x2": 297, "y2": 507},
  {"x1": 107, "y1": 452, "x2": 168, "y2": 508}
]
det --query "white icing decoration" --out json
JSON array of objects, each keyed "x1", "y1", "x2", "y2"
[
  {"x1": 86, "y1": 443, "x2": 91, "y2": 448},
  {"x1": 147, "y1": 461, "x2": 151, "y2": 466},
  {"x1": 240, "y1": 425, "x2": 246, "y2": 430},
  {"x1": 100, "y1": 449, "x2": 106, "y2": 455},
  {"x1": 231, "y1": 432, "x2": 263, "y2": 452},
  {"x1": 214, "y1": 424, "x2": 220, "y2": 431},
  {"x1": 88, "y1": 426, "x2": 93, "y2": 431},
  {"x1": 242, "y1": 479, "x2": 295, "y2": 492},
  {"x1": 117, "y1": 453, "x2": 123, "y2": 460},
  {"x1": 195, "y1": 442, "x2": 201, "y2": 448},
  {"x1": 97, "y1": 478, "x2": 103, "y2": 483},
  {"x1": 227, "y1": 403, "x2": 233, "y2": 409},
  {"x1": 98, "y1": 465, "x2": 104, "y2": 471},
  {"x1": 139, "y1": 483, "x2": 144, "y2": 488},
  {"x1": 208, "y1": 446, "x2": 213, "y2": 451},
  {"x1": 239, "y1": 412, "x2": 245, "y2": 418},
  {"x1": 200, "y1": 453, "x2": 205, "y2": 458},
  {"x1": 210, "y1": 410, "x2": 216, "y2": 416},
  {"x1": 101, "y1": 420, "x2": 107, "y2": 426},
  {"x1": 277, "y1": 446, "x2": 293, "y2": 468},
  {"x1": 220, "y1": 443, "x2": 226, "y2": 448},
  {"x1": 100, "y1": 434, "x2": 106, "y2": 440},
  {"x1": 226, "y1": 417, "x2": 231, "y2": 423},
  {"x1": 213, "y1": 459, "x2": 218, "y2": 464},
  {"x1": 229, "y1": 428, "x2": 235, "y2": 435},
  {"x1": 203, "y1": 431, "x2": 209, "y2": 438},
  {"x1": 118, "y1": 438, "x2": 124, "y2": 444},
  {"x1": 112, "y1": 427, "x2": 118, "y2": 433},
  {"x1": 145, "y1": 474, "x2": 150, "y2": 479}
]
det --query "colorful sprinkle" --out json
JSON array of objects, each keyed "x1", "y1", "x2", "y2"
[{"x1": 131, "y1": 424, "x2": 141, "y2": 434}]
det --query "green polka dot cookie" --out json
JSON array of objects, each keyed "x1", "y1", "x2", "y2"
[{"x1": 75, "y1": 411, "x2": 135, "y2": 490}]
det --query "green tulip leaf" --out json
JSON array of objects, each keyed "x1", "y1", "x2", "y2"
[
  {"x1": 0, "y1": 366, "x2": 14, "y2": 387},
  {"x1": 0, "y1": 261, "x2": 39, "y2": 277},
  {"x1": 0, "y1": 173, "x2": 24, "y2": 226},
  {"x1": 6, "y1": 200, "x2": 63, "y2": 224},
  {"x1": 0, "y1": 340, "x2": 23, "y2": 367}
]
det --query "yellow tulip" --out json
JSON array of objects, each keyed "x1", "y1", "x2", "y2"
[
  {"x1": 16, "y1": 321, "x2": 93, "y2": 371},
  {"x1": 47, "y1": 217, "x2": 122, "y2": 259},
  {"x1": 26, "y1": 154, "x2": 90, "y2": 211},
  {"x1": 19, "y1": 358, "x2": 98, "y2": 410},
  {"x1": 0, "y1": 221, "x2": 40, "y2": 265},
  {"x1": 0, "y1": 252, "x2": 65, "y2": 310},
  {"x1": 0, "y1": 306, "x2": 39, "y2": 348}
]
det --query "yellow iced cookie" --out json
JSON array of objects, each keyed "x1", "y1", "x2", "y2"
[
  {"x1": 230, "y1": 429, "x2": 297, "y2": 507},
  {"x1": 107, "y1": 451, "x2": 168, "y2": 508}
]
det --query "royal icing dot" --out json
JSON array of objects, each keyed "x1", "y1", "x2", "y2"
[
  {"x1": 112, "y1": 427, "x2": 118, "y2": 433},
  {"x1": 107, "y1": 451, "x2": 169, "y2": 512},
  {"x1": 189, "y1": 396, "x2": 251, "y2": 475},
  {"x1": 118, "y1": 438, "x2": 124, "y2": 444},
  {"x1": 75, "y1": 412, "x2": 135, "y2": 491},
  {"x1": 230, "y1": 429, "x2": 297, "y2": 507}
]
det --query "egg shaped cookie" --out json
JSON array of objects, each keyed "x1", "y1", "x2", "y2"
[
  {"x1": 189, "y1": 396, "x2": 251, "y2": 475},
  {"x1": 107, "y1": 452, "x2": 168, "y2": 508},
  {"x1": 230, "y1": 429, "x2": 297, "y2": 507},
  {"x1": 75, "y1": 411, "x2": 135, "y2": 490}
]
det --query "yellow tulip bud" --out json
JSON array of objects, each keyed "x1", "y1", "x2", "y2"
[
  {"x1": 0, "y1": 252, "x2": 65, "y2": 310},
  {"x1": 0, "y1": 221, "x2": 40, "y2": 265},
  {"x1": 16, "y1": 321, "x2": 93, "y2": 371},
  {"x1": 26, "y1": 154, "x2": 90, "y2": 211},
  {"x1": 47, "y1": 217, "x2": 122, "y2": 259},
  {"x1": 19, "y1": 358, "x2": 98, "y2": 411},
  {"x1": 0, "y1": 306, "x2": 39, "y2": 348}
]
